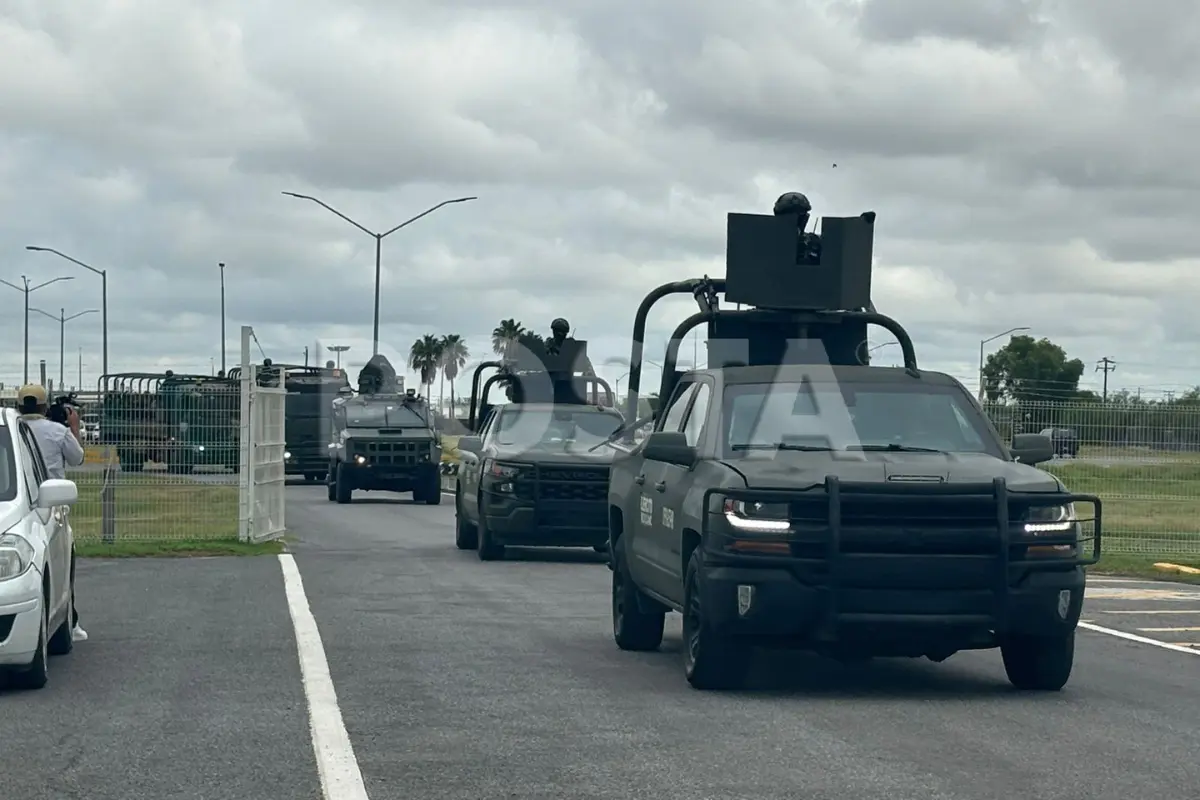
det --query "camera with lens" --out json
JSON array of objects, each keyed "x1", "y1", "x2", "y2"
[{"x1": 47, "y1": 392, "x2": 78, "y2": 427}]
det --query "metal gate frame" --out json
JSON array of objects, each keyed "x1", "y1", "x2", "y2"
[{"x1": 239, "y1": 325, "x2": 287, "y2": 542}]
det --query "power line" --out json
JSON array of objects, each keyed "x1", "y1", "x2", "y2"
[{"x1": 1096, "y1": 357, "x2": 1117, "y2": 400}]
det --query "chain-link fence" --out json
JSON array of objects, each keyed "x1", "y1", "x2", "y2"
[
  {"x1": 67, "y1": 371, "x2": 241, "y2": 544},
  {"x1": 984, "y1": 399, "x2": 1200, "y2": 558}
]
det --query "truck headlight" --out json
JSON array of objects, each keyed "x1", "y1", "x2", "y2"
[
  {"x1": 486, "y1": 461, "x2": 529, "y2": 480},
  {"x1": 354, "y1": 455, "x2": 367, "y2": 465},
  {"x1": 1023, "y1": 503, "x2": 1076, "y2": 534},
  {"x1": 0, "y1": 533, "x2": 35, "y2": 581},
  {"x1": 722, "y1": 499, "x2": 791, "y2": 533},
  {"x1": 284, "y1": 451, "x2": 292, "y2": 460}
]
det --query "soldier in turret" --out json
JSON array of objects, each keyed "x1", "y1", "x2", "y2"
[
  {"x1": 773, "y1": 191, "x2": 822, "y2": 265},
  {"x1": 545, "y1": 318, "x2": 595, "y2": 374}
]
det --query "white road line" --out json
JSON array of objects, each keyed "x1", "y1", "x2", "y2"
[
  {"x1": 1099, "y1": 609, "x2": 1200, "y2": 614},
  {"x1": 278, "y1": 554, "x2": 370, "y2": 800},
  {"x1": 1136, "y1": 626, "x2": 1200, "y2": 632},
  {"x1": 1079, "y1": 622, "x2": 1200, "y2": 656}
]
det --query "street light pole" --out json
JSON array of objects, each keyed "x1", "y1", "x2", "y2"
[
  {"x1": 327, "y1": 345, "x2": 350, "y2": 370},
  {"x1": 978, "y1": 326, "x2": 1032, "y2": 400},
  {"x1": 219, "y1": 262, "x2": 227, "y2": 373},
  {"x1": 0, "y1": 275, "x2": 75, "y2": 383},
  {"x1": 30, "y1": 306, "x2": 98, "y2": 387},
  {"x1": 281, "y1": 192, "x2": 478, "y2": 356},
  {"x1": 24, "y1": 247, "x2": 107, "y2": 380}
]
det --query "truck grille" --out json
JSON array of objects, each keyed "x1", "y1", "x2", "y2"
[
  {"x1": 350, "y1": 439, "x2": 426, "y2": 465},
  {"x1": 790, "y1": 494, "x2": 1000, "y2": 555},
  {"x1": 535, "y1": 465, "x2": 609, "y2": 528}
]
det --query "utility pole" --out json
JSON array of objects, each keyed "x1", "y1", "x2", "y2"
[
  {"x1": 1096, "y1": 357, "x2": 1117, "y2": 401},
  {"x1": 281, "y1": 192, "x2": 477, "y2": 356},
  {"x1": 78, "y1": 347, "x2": 83, "y2": 390},
  {"x1": 219, "y1": 262, "x2": 227, "y2": 373}
]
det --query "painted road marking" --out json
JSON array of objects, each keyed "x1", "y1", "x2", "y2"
[
  {"x1": 1085, "y1": 587, "x2": 1200, "y2": 601},
  {"x1": 1079, "y1": 622, "x2": 1200, "y2": 656},
  {"x1": 1099, "y1": 609, "x2": 1200, "y2": 614},
  {"x1": 279, "y1": 554, "x2": 370, "y2": 800},
  {"x1": 1137, "y1": 627, "x2": 1200, "y2": 632}
]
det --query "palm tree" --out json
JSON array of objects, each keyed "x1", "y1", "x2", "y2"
[
  {"x1": 440, "y1": 334, "x2": 469, "y2": 419},
  {"x1": 492, "y1": 319, "x2": 525, "y2": 358},
  {"x1": 408, "y1": 335, "x2": 442, "y2": 399}
]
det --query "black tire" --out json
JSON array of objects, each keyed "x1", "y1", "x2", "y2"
[
  {"x1": 326, "y1": 465, "x2": 337, "y2": 502},
  {"x1": 612, "y1": 547, "x2": 665, "y2": 651},
  {"x1": 48, "y1": 557, "x2": 75, "y2": 657},
  {"x1": 423, "y1": 472, "x2": 443, "y2": 506},
  {"x1": 1001, "y1": 630, "x2": 1075, "y2": 691},
  {"x1": 454, "y1": 491, "x2": 478, "y2": 550},
  {"x1": 13, "y1": 593, "x2": 49, "y2": 690},
  {"x1": 682, "y1": 549, "x2": 752, "y2": 690},
  {"x1": 477, "y1": 509, "x2": 504, "y2": 561},
  {"x1": 335, "y1": 463, "x2": 353, "y2": 504}
]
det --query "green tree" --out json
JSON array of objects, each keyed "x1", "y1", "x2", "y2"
[
  {"x1": 408, "y1": 334, "x2": 442, "y2": 397},
  {"x1": 981, "y1": 335, "x2": 1085, "y2": 403},
  {"x1": 491, "y1": 319, "x2": 525, "y2": 358},
  {"x1": 439, "y1": 334, "x2": 469, "y2": 417}
]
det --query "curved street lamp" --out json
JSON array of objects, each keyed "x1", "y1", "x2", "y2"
[
  {"x1": 282, "y1": 192, "x2": 477, "y2": 356},
  {"x1": 31, "y1": 306, "x2": 99, "y2": 388},
  {"x1": 0, "y1": 275, "x2": 75, "y2": 383},
  {"x1": 978, "y1": 326, "x2": 1032, "y2": 399}
]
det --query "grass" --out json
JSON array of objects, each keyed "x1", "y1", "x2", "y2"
[
  {"x1": 1089, "y1": 555, "x2": 1200, "y2": 584},
  {"x1": 68, "y1": 472, "x2": 239, "y2": 542},
  {"x1": 76, "y1": 539, "x2": 285, "y2": 558}
]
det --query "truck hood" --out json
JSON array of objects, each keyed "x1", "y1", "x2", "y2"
[
  {"x1": 726, "y1": 451, "x2": 1061, "y2": 492},
  {"x1": 491, "y1": 445, "x2": 616, "y2": 466},
  {"x1": 345, "y1": 428, "x2": 435, "y2": 440}
]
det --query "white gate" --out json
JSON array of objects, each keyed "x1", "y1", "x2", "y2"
[{"x1": 238, "y1": 326, "x2": 287, "y2": 543}]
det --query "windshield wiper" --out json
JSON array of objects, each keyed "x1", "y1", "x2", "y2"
[
  {"x1": 846, "y1": 444, "x2": 945, "y2": 453},
  {"x1": 731, "y1": 443, "x2": 835, "y2": 452}
]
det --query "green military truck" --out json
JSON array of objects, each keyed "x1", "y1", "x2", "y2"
[{"x1": 99, "y1": 372, "x2": 240, "y2": 473}]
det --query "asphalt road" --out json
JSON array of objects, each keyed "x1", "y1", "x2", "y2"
[{"x1": 2, "y1": 485, "x2": 1198, "y2": 799}]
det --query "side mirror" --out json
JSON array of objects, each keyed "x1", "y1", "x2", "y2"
[
  {"x1": 458, "y1": 436, "x2": 483, "y2": 455},
  {"x1": 1010, "y1": 433, "x2": 1055, "y2": 466},
  {"x1": 642, "y1": 431, "x2": 697, "y2": 467},
  {"x1": 37, "y1": 479, "x2": 78, "y2": 509}
]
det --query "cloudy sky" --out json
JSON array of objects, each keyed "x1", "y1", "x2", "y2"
[{"x1": 2, "y1": 0, "x2": 1197, "y2": 400}]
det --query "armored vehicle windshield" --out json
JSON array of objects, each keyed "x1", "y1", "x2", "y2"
[{"x1": 345, "y1": 401, "x2": 428, "y2": 428}]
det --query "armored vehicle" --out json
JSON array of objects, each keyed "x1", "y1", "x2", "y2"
[
  {"x1": 453, "y1": 322, "x2": 622, "y2": 560},
  {"x1": 232, "y1": 363, "x2": 352, "y2": 481},
  {"x1": 604, "y1": 199, "x2": 1102, "y2": 691},
  {"x1": 326, "y1": 355, "x2": 442, "y2": 504},
  {"x1": 99, "y1": 371, "x2": 239, "y2": 473}
]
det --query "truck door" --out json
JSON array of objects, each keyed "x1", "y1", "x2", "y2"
[
  {"x1": 654, "y1": 379, "x2": 712, "y2": 600},
  {"x1": 630, "y1": 381, "x2": 697, "y2": 597}
]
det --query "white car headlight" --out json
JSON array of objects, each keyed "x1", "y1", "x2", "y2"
[{"x1": 0, "y1": 533, "x2": 35, "y2": 581}]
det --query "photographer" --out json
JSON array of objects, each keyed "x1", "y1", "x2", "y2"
[{"x1": 18, "y1": 384, "x2": 87, "y2": 643}]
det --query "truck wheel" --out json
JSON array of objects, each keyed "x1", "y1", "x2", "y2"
[
  {"x1": 682, "y1": 549, "x2": 752, "y2": 690},
  {"x1": 454, "y1": 492, "x2": 478, "y2": 550},
  {"x1": 326, "y1": 467, "x2": 337, "y2": 502},
  {"x1": 1001, "y1": 630, "x2": 1075, "y2": 691},
  {"x1": 335, "y1": 463, "x2": 353, "y2": 504},
  {"x1": 612, "y1": 548, "x2": 664, "y2": 651},
  {"x1": 477, "y1": 512, "x2": 504, "y2": 561},
  {"x1": 422, "y1": 471, "x2": 442, "y2": 506}
]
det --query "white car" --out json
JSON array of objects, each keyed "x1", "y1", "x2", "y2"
[{"x1": 0, "y1": 408, "x2": 80, "y2": 690}]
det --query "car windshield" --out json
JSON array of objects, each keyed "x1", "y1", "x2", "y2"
[
  {"x1": 346, "y1": 402, "x2": 427, "y2": 428},
  {"x1": 722, "y1": 380, "x2": 1002, "y2": 457},
  {"x1": 0, "y1": 428, "x2": 15, "y2": 502},
  {"x1": 494, "y1": 408, "x2": 623, "y2": 451}
]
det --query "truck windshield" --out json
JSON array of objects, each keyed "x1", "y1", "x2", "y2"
[
  {"x1": 346, "y1": 403, "x2": 427, "y2": 427},
  {"x1": 722, "y1": 381, "x2": 1002, "y2": 457},
  {"x1": 494, "y1": 408, "x2": 623, "y2": 450}
]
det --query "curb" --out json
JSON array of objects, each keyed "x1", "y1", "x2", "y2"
[{"x1": 1153, "y1": 562, "x2": 1200, "y2": 575}]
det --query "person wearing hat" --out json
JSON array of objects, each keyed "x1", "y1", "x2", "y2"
[{"x1": 18, "y1": 383, "x2": 88, "y2": 642}]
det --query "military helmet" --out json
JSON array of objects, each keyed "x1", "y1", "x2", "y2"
[
  {"x1": 773, "y1": 192, "x2": 812, "y2": 216},
  {"x1": 550, "y1": 318, "x2": 570, "y2": 335}
]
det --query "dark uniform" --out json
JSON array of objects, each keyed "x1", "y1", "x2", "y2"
[
  {"x1": 545, "y1": 318, "x2": 595, "y2": 374},
  {"x1": 773, "y1": 191, "x2": 822, "y2": 265}
]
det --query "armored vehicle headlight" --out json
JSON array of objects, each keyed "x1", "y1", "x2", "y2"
[
  {"x1": 284, "y1": 451, "x2": 292, "y2": 460},
  {"x1": 722, "y1": 499, "x2": 791, "y2": 533}
]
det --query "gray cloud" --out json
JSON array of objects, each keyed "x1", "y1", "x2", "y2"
[{"x1": 0, "y1": 0, "x2": 1197, "y2": 400}]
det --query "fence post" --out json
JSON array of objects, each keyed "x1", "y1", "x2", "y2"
[{"x1": 100, "y1": 460, "x2": 116, "y2": 544}]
